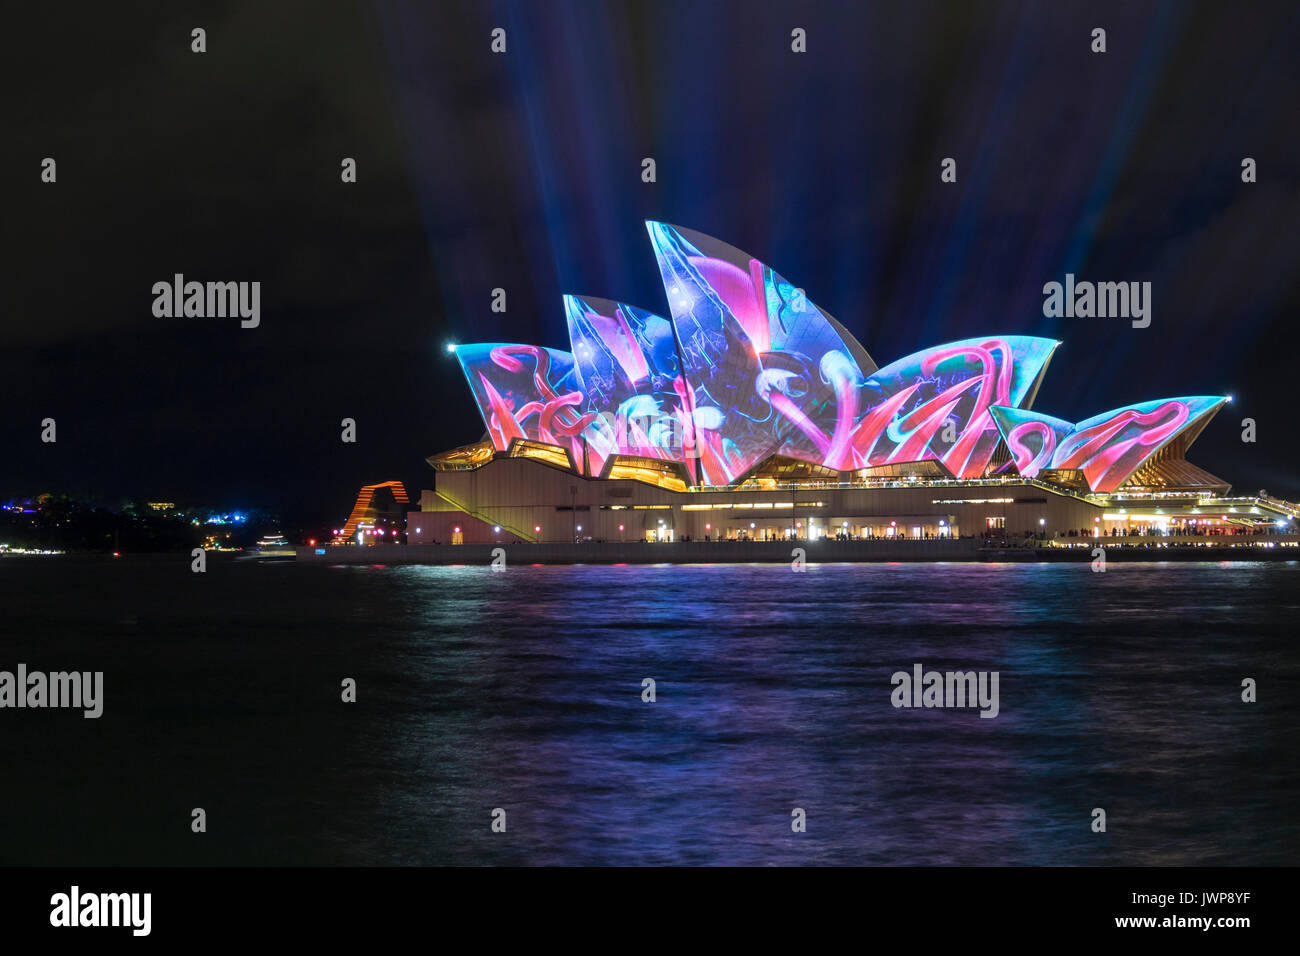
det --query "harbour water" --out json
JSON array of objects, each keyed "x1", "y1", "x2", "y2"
[{"x1": 1, "y1": 556, "x2": 1296, "y2": 865}]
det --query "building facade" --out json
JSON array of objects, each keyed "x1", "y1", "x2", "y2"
[{"x1": 406, "y1": 223, "x2": 1297, "y2": 545}]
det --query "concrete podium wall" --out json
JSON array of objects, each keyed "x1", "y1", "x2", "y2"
[
  {"x1": 297, "y1": 538, "x2": 983, "y2": 565},
  {"x1": 297, "y1": 535, "x2": 1300, "y2": 565}
]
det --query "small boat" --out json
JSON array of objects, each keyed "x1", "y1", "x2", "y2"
[{"x1": 237, "y1": 534, "x2": 296, "y2": 562}]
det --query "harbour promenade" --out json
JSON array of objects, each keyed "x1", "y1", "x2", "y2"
[{"x1": 297, "y1": 535, "x2": 1300, "y2": 565}]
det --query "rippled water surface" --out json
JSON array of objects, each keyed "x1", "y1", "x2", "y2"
[{"x1": 2, "y1": 557, "x2": 1297, "y2": 865}]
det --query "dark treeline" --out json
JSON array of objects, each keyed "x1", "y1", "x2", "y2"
[{"x1": 0, "y1": 496, "x2": 284, "y2": 553}]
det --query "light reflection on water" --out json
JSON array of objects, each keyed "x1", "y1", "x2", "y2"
[{"x1": 1, "y1": 559, "x2": 1296, "y2": 865}]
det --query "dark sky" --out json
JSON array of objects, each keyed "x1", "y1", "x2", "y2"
[{"x1": 6, "y1": 0, "x2": 1300, "y2": 525}]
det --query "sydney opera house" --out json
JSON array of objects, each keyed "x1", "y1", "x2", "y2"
[{"x1": 405, "y1": 222, "x2": 1295, "y2": 545}]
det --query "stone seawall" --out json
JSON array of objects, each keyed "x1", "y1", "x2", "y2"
[{"x1": 295, "y1": 537, "x2": 1299, "y2": 565}]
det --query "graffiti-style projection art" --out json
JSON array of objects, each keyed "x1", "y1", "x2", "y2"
[
  {"x1": 846, "y1": 337, "x2": 1059, "y2": 477},
  {"x1": 987, "y1": 406, "x2": 1074, "y2": 479},
  {"x1": 455, "y1": 344, "x2": 588, "y2": 471},
  {"x1": 990, "y1": 397, "x2": 1227, "y2": 492},
  {"x1": 451, "y1": 224, "x2": 1223, "y2": 493},
  {"x1": 646, "y1": 221, "x2": 884, "y2": 483},
  {"x1": 564, "y1": 295, "x2": 690, "y2": 475}
]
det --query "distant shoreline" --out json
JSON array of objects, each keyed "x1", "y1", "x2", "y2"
[{"x1": 9, "y1": 540, "x2": 1295, "y2": 565}]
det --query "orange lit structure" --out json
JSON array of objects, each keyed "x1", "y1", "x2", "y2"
[{"x1": 336, "y1": 481, "x2": 410, "y2": 544}]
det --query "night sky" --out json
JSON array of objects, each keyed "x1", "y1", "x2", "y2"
[{"x1": 6, "y1": 0, "x2": 1300, "y2": 526}]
